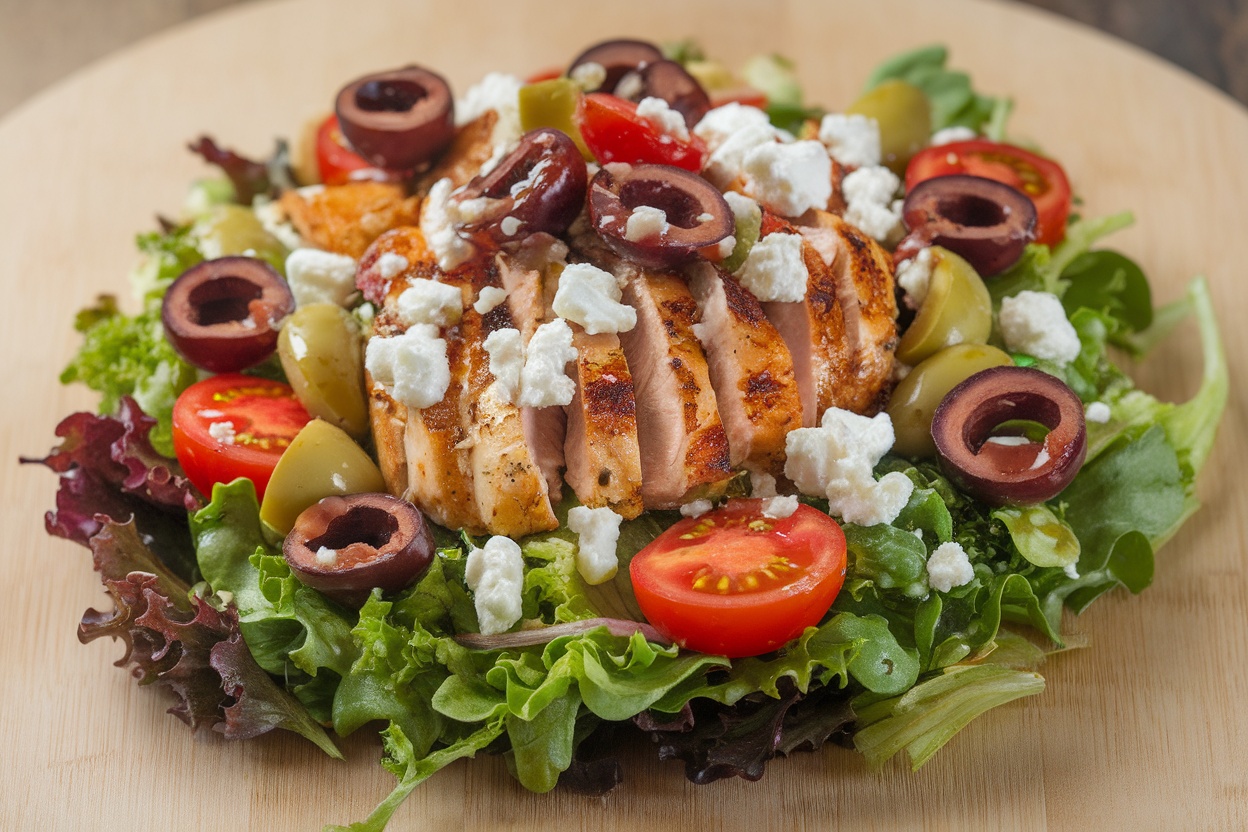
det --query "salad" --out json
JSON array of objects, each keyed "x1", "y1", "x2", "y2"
[{"x1": 25, "y1": 39, "x2": 1226, "y2": 832}]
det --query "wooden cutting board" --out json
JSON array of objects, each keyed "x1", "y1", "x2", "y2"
[{"x1": 2, "y1": 0, "x2": 1245, "y2": 829}]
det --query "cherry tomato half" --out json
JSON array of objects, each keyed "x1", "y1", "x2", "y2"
[
  {"x1": 315, "y1": 113, "x2": 375, "y2": 186},
  {"x1": 576, "y1": 93, "x2": 707, "y2": 171},
  {"x1": 905, "y1": 139, "x2": 1072, "y2": 246},
  {"x1": 629, "y1": 499, "x2": 847, "y2": 657},
  {"x1": 172, "y1": 374, "x2": 312, "y2": 501}
]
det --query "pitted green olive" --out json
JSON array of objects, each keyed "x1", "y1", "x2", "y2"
[
  {"x1": 259, "y1": 419, "x2": 387, "y2": 536},
  {"x1": 277, "y1": 303, "x2": 369, "y2": 439},
  {"x1": 194, "y1": 204, "x2": 287, "y2": 272},
  {"x1": 845, "y1": 80, "x2": 931, "y2": 174},
  {"x1": 895, "y1": 247, "x2": 993, "y2": 366},
  {"x1": 888, "y1": 344, "x2": 1013, "y2": 458}
]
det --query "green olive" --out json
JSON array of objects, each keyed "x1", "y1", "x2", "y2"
[
  {"x1": 518, "y1": 78, "x2": 593, "y2": 160},
  {"x1": 888, "y1": 343, "x2": 1013, "y2": 457},
  {"x1": 259, "y1": 419, "x2": 387, "y2": 536},
  {"x1": 845, "y1": 80, "x2": 932, "y2": 174},
  {"x1": 194, "y1": 204, "x2": 287, "y2": 273},
  {"x1": 895, "y1": 247, "x2": 993, "y2": 366},
  {"x1": 278, "y1": 303, "x2": 370, "y2": 439}
]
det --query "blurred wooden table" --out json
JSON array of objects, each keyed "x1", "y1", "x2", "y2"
[{"x1": 2, "y1": 0, "x2": 1247, "y2": 118}]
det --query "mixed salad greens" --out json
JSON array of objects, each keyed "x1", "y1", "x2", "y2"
[{"x1": 26, "y1": 42, "x2": 1226, "y2": 832}]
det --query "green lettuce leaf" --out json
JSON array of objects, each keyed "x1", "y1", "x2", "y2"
[{"x1": 863, "y1": 44, "x2": 1004, "y2": 132}]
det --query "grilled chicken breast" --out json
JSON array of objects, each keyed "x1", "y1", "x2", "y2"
[
  {"x1": 687, "y1": 260, "x2": 804, "y2": 476},
  {"x1": 280, "y1": 181, "x2": 420, "y2": 258}
]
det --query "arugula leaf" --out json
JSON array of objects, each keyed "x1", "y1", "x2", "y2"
[{"x1": 864, "y1": 44, "x2": 1004, "y2": 132}]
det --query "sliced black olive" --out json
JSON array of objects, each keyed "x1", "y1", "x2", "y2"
[
  {"x1": 454, "y1": 128, "x2": 588, "y2": 245},
  {"x1": 283, "y1": 493, "x2": 435, "y2": 608},
  {"x1": 588, "y1": 164, "x2": 733, "y2": 269},
  {"x1": 161, "y1": 256, "x2": 294, "y2": 372},
  {"x1": 629, "y1": 60, "x2": 712, "y2": 127},
  {"x1": 931, "y1": 365, "x2": 1087, "y2": 506},
  {"x1": 898, "y1": 175, "x2": 1037, "y2": 276},
  {"x1": 567, "y1": 38, "x2": 664, "y2": 94},
  {"x1": 335, "y1": 65, "x2": 455, "y2": 171}
]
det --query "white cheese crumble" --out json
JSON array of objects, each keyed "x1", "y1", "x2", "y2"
[
  {"x1": 456, "y1": 71, "x2": 523, "y2": 128},
  {"x1": 420, "y1": 178, "x2": 476, "y2": 271},
  {"x1": 482, "y1": 327, "x2": 525, "y2": 403},
  {"x1": 624, "y1": 205, "x2": 669, "y2": 242},
  {"x1": 818, "y1": 113, "x2": 882, "y2": 169},
  {"x1": 473, "y1": 285, "x2": 509, "y2": 315},
  {"x1": 929, "y1": 125, "x2": 978, "y2": 146},
  {"x1": 895, "y1": 246, "x2": 935, "y2": 309},
  {"x1": 253, "y1": 198, "x2": 304, "y2": 250},
  {"x1": 693, "y1": 102, "x2": 774, "y2": 148},
  {"x1": 208, "y1": 420, "x2": 236, "y2": 445},
  {"x1": 570, "y1": 61, "x2": 607, "y2": 91},
  {"x1": 841, "y1": 165, "x2": 903, "y2": 243},
  {"x1": 314, "y1": 546, "x2": 339, "y2": 567},
  {"x1": 926, "y1": 542, "x2": 974, "y2": 592},
  {"x1": 376, "y1": 252, "x2": 409, "y2": 279},
  {"x1": 680, "y1": 499, "x2": 714, "y2": 519},
  {"x1": 741, "y1": 140, "x2": 833, "y2": 217},
  {"x1": 517, "y1": 318, "x2": 578, "y2": 408},
  {"x1": 998, "y1": 290, "x2": 1082, "y2": 364},
  {"x1": 551, "y1": 262, "x2": 637, "y2": 335},
  {"x1": 500, "y1": 216, "x2": 523, "y2": 237},
  {"x1": 465, "y1": 535, "x2": 525, "y2": 635},
  {"x1": 701, "y1": 122, "x2": 781, "y2": 189},
  {"x1": 733, "y1": 232, "x2": 808, "y2": 302},
  {"x1": 750, "y1": 470, "x2": 779, "y2": 498},
  {"x1": 716, "y1": 235, "x2": 736, "y2": 259},
  {"x1": 364, "y1": 324, "x2": 451, "y2": 409},
  {"x1": 285, "y1": 248, "x2": 358, "y2": 308},
  {"x1": 784, "y1": 407, "x2": 915, "y2": 527},
  {"x1": 395, "y1": 278, "x2": 463, "y2": 328},
  {"x1": 636, "y1": 96, "x2": 690, "y2": 142},
  {"x1": 1085, "y1": 401, "x2": 1111, "y2": 423},
  {"x1": 567, "y1": 505, "x2": 624, "y2": 585},
  {"x1": 761, "y1": 494, "x2": 800, "y2": 519}
]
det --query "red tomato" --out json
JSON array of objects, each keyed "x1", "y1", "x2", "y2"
[
  {"x1": 905, "y1": 139, "x2": 1072, "y2": 246},
  {"x1": 525, "y1": 66, "x2": 564, "y2": 84},
  {"x1": 315, "y1": 113, "x2": 374, "y2": 185},
  {"x1": 710, "y1": 88, "x2": 768, "y2": 109},
  {"x1": 576, "y1": 93, "x2": 707, "y2": 171},
  {"x1": 172, "y1": 375, "x2": 312, "y2": 501},
  {"x1": 629, "y1": 499, "x2": 847, "y2": 657}
]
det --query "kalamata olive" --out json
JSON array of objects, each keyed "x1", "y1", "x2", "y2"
[
  {"x1": 335, "y1": 65, "x2": 454, "y2": 171},
  {"x1": 931, "y1": 365, "x2": 1087, "y2": 506},
  {"x1": 898, "y1": 175, "x2": 1037, "y2": 276},
  {"x1": 625, "y1": 60, "x2": 712, "y2": 127},
  {"x1": 283, "y1": 492, "x2": 434, "y2": 608},
  {"x1": 260, "y1": 419, "x2": 386, "y2": 536},
  {"x1": 588, "y1": 163, "x2": 733, "y2": 268},
  {"x1": 895, "y1": 246, "x2": 993, "y2": 366},
  {"x1": 888, "y1": 343, "x2": 1013, "y2": 458},
  {"x1": 161, "y1": 256, "x2": 294, "y2": 372},
  {"x1": 567, "y1": 38, "x2": 664, "y2": 94},
  {"x1": 454, "y1": 128, "x2": 588, "y2": 245}
]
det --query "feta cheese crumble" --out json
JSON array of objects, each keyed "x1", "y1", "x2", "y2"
[
  {"x1": 929, "y1": 125, "x2": 978, "y2": 146},
  {"x1": 455, "y1": 72, "x2": 524, "y2": 162},
  {"x1": 680, "y1": 499, "x2": 714, "y2": 519},
  {"x1": 473, "y1": 285, "x2": 509, "y2": 315},
  {"x1": 285, "y1": 248, "x2": 358, "y2": 308},
  {"x1": 551, "y1": 262, "x2": 637, "y2": 334},
  {"x1": 636, "y1": 96, "x2": 690, "y2": 142},
  {"x1": 395, "y1": 278, "x2": 463, "y2": 328},
  {"x1": 784, "y1": 407, "x2": 915, "y2": 527},
  {"x1": 465, "y1": 535, "x2": 525, "y2": 635},
  {"x1": 761, "y1": 494, "x2": 800, "y2": 519},
  {"x1": 482, "y1": 327, "x2": 524, "y2": 403},
  {"x1": 624, "y1": 205, "x2": 669, "y2": 243},
  {"x1": 741, "y1": 140, "x2": 833, "y2": 217},
  {"x1": 567, "y1": 505, "x2": 624, "y2": 585},
  {"x1": 376, "y1": 252, "x2": 409, "y2": 279},
  {"x1": 517, "y1": 318, "x2": 578, "y2": 408},
  {"x1": 750, "y1": 470, "x2": 779, "y2": 498},
  {"x1": 420, "y1": 178, "x2": 476, "y2": 271},
  {"x1": 208, "y1": 420, "x2": 236, "y2": 445},
  {"x1": 926, "y1": 541, "x2": 974, "y2": 592},
  {"x1": 818, "y1": 113, "x2": 882, "y2": 168},
  {"x1": 570, "y1": 61, "x2": 607, "y2": 91},
  {"x1": 1085, "y1": 401, "x2": 1111, "y2": 423},
  {"x1": 895, "y1": 245, "x2": 935, "y2": 309},
  {"x1": 733, "y1": 232, "x2": 808, "y2": 302},
  {"x1": 998, "y1": 290, "x2": 1082, "y2": 364},
  {"x1": 314, "y1": 546, "x2": 339, "y2": 567},
  {"x1": 364, "y1": 324, "x2": 451, "y2": 409},
  {"x1": 841, "y1": 165, "x2": 903, "y2": 243}
]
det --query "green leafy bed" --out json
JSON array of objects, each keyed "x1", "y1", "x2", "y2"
[{"x1": 33, "y1": 44, "x2": 1227, "y2": 832}]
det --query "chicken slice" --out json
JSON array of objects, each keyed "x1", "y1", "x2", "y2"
[
  {"x1": 415, "y1": 111, "x2": 500, "y2": 194},
  {"x1": 280, "y1": 181, "x2": 420, "y2": 258},
  {"x1": 797, "y1": 209, "x2": 899, "y2": 414},
  {"x1": 687, "y1": 260, "x2": 804, "y2": 477}
]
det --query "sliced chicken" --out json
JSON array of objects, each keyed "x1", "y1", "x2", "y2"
[
  {"x1": 797, "y1": 209, "x2": 899, "y2": 414},
  {"x1": 686, "y1": 261, "x2": 804, "y2": 477},
  {"x1": 280, "y1": 181, "x2": 420, "y2": 258},
  {"x1": 415, "y1": 111, "x2": 500, "y2": 194}
]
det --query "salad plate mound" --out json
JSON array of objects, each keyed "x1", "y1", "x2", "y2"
[{"x1": 12, "y1": 1, "x2": 1248, "y2": 832}]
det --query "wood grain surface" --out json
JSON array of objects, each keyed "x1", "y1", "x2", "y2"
[{"x1": 2, "y1": 1, "x2": 1246, "y2": 830}]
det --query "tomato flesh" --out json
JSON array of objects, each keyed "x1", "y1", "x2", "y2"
[
  {"x1": 629, "y1": 499, "x2": 847, "y2": 657},
  {"x1": 576, "y1": 93, "x2": 707, "y2": 171},
  {"x1": 905, "y1": 139, "x2": 1072, "y2": 246},
  {"x1": 315, "y1": 113, "x2": 375, "y2": 186},
  {"x1": 172, "y1": 374, "x2": 312, "y2": 501}
]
